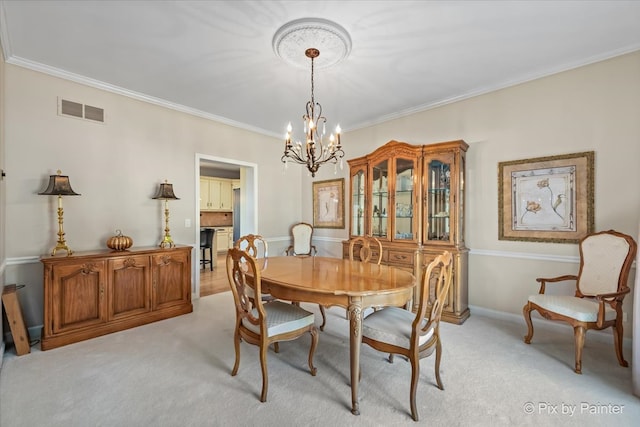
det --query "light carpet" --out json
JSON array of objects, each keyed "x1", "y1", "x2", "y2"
[{"x1": 1, "y1": 292, "x2": 639, "y2": 426}]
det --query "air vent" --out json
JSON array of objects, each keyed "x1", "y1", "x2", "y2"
[{"x1": 58, "y1": 98, "x2": 105, "y2": 123}]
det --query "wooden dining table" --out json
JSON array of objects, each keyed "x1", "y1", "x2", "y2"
[{"x1": 256, "y1": 255, "x2": 416, "y2": 415}]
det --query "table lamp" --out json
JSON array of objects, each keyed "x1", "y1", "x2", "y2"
[
  {"x1": 153, "y1": 180, "x2": 180, "y2": 248},
  {"x1": 39, "y1": 170, "x2": 81, "y2": 256}
]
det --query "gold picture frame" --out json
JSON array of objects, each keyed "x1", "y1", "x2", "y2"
[
  {"x1": 498, "y1": 151, "x2": 594, "y2": 243},
  {"x1": 313, "y1": 178, "x2": 345, "y2": 229}
]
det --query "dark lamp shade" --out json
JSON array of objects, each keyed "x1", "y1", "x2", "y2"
[
  {"x1": 38, "y1": 173, "x2": 80, "y2": 196},
  {"x1": 153, "y1": 182, "x2": 180, "y2": 200}
]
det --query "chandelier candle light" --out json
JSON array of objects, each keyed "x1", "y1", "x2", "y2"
[{"x1": 282, "y1": 48, "x2": 344, "y2": 177}]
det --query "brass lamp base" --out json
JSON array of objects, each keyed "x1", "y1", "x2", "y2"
[
  {"x1": 159, "y1": 234, "x2": 175, "y2": 249},
  {"x1": 159, "y1": 200, "x2": 175, "y2": 248},
  {"x1": 51, "y1": 242, "x2": 73, "y2": 256}
]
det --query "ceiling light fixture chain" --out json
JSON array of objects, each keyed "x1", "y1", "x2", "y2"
[{"x1": 282, "y1": 48, "x2": 344, "y2": 177}]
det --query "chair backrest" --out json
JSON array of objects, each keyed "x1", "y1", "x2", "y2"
[
  {"x1": 234, "y1": 234, "x2": 268, "y2": 259},
  {"x1": 290, "y1": 222, "x2": 315, "y2": 256},
  {"x1": 577, "y1": 230, "x2": 637, "y2": 296},
  {"x1": 349, "y1": 236, "x2": 383, "y2": 264},
  {"x1": 413, "y1": 251, "x2": 453, "y2": 344},
  {"x1": 226, "y1": 247, "x2": 266, "y2": 331},
  {"x1": 200, "y1": 228, "x2": 215, "y2": 249}
]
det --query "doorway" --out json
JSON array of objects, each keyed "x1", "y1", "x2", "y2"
[{"x1": 195, "y1": 154, "x2": 258, "y2": 298}]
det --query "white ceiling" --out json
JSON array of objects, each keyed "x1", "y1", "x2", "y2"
[{"x1": 2, "y1": 1, "x2": 640, "y2": 140}]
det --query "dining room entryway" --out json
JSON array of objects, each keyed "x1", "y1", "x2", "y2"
[{"x1": 199, "y1": 253, "x2": 229, "y2": 297}]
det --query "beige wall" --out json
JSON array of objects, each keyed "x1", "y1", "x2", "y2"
[
  {"x1": 345, "y1": 51, "x2": 640, "y2": 335},
  {"x1": 2, "y1": 51, "x2": 639, "y2": 339},
  {"x1": 3, "y1": 64, "x2": 305, "y2": 328}
]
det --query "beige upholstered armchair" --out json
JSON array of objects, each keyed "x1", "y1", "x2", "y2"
[
  {"x1": 286, "y1": 222, "x2": 317, "y2": 256},
  {"x1": 523, "y1": 230, "x2": 637, "y2": 374}
]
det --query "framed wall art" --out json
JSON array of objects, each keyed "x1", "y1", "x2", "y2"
[
  {"x1": 313, "y1": 178, "x2": 345, "y2": 229},
  {"x1": 498, "y1": 151, "x2": 594, "y2": 243}
]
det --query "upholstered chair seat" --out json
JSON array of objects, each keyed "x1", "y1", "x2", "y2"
[
  {"x1": 527, "y1": 295, "x2": 616, "y2": 323},
  {"x1": 244, "y1": 302, "x2": 316, "y2": 337},
  {"x1": 362, "y1": 307, "x2": 434, "y2": 349}
]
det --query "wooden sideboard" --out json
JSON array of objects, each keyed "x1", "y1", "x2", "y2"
[{"x1": 41, "y1": 245, "x2": 192, "y2": 350}]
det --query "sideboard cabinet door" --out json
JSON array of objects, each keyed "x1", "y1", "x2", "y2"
[
  {"x1": 152, "y1": 250, "x2": 190, "y2": 311},
  {"x1": 108, "y1": 255, "x2": 152, "y2": 321},
  {"x1": 49, "y1": 260, "x2": 107, "y2": 335}
]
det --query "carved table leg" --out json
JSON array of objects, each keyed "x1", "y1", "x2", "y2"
[{"x1": 348, "y1": 296, "x2": 363, "y2": 415}]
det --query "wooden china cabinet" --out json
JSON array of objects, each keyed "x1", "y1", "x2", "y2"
[{"x1": 343, "y1": 140, "x2": 469, "y2": 324}]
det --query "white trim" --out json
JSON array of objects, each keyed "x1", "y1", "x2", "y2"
[
  {"x1": 469, "y1": 248, "x2": 579, "y2": 264},
  {"x1": 6, "y1": 256, "x2": 40, "y2": 265}
]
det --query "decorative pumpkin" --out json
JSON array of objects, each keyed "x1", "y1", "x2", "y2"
[{"x1": 107, "y1": 230, "x2": 133, "y2": 251}]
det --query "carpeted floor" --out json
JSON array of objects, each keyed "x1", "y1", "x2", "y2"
[{"x1": 1, "y1": 293, "x2": 638, "y2": 426}]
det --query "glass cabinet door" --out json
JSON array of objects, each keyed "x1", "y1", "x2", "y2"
[
  {"x1": 394, "y1": 157, "x2": 416, "y2": 241},
  {"x1": 425, "y1": 155, "x2": 453, "y2": 243},
  {"x1": 371, "y1": 159, "x2": 389, "y2": 239},
  {"x1": 350, "y1": 167, "x2": 366, "y2": 237}
]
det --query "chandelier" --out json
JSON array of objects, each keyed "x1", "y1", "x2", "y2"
[{"x1": 281, "y1": 48, "x2": 344, "y2": 177}]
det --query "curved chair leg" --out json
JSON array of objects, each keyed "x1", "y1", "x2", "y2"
[
  {"x1": 613, "y1": 321, "x2": 629, "y2": 367},
  {"x1": 259, "y1": 342, "x2": 269, "y2": 402},
  {"x1": 308, "y1": 327, "x2": 319, "y2": 376},
  {"x1": 434, "y1": 338, "x2": 444, "y2": 390},
  {"x1": 231, "y1": 329, "x2": 241, "y2": 376},
  {"x1": 523, "y1": 303, "x2": 535, "y2": 344},
  {"x1": 573, "y1": 326, "x2": 586, "y2": 374},
  {"x1": 319, "y1": 305, "x2": 327, "y2": 331},
  {"x1": 409, "y1": 354, "x2": 420, "y2": 422},
  {"x1": 272, "y1": 342, "x2": 280, "y2": 353}
]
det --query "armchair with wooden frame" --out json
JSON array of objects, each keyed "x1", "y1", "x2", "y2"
[
  {"x1": 226, "y1": 247, "x2": 318, "y2": 402},
  {"x1": 361, "y1": 251, "x2": 453, "y2": 421},
  {"x1": 285, "y1": 222, "x2": 317, "y2": 257},
  {"x1": 523, "y1": 229, "x2": 637, "y2": 374}
]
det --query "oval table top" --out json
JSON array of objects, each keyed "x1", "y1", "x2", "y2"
[{"x1": 257, "y1": 255, "x2": 415, "y2": 296}]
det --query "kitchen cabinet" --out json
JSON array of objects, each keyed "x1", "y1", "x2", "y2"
[
  {"x1": 343, "y1": 140, "x2": 469, "y2": 324},
  {"x1": 216, "y1": 227, "x2": 234, "y2": 252},
  {"x1": 41, "y1": 246, "x2": 192, "y2": 350},
  {"x1": 200, "y1": 178, "x2": 233, "y2": 211}
]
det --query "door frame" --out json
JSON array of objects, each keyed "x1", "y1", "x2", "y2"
[{"x1": 194, "y1": 153, "x2": 258, "y2": 298}]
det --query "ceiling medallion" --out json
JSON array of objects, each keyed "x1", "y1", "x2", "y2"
[{"x1": 272, "y1": 18, "x2": 352, "y2": 69}]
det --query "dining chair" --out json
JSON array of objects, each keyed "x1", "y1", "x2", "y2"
[
  {"x1": 285, "y1": 222, "x2": 317, "y2": 256},
  {"x1": 361, "y1": 251, "x2": 453, "y2": 421},
  {"x1": 329, "y1": 236, "x2": 384, "y2": 327},
  {"x1": 523, "y1": 229, "x2": 637, "y2": 374},
  {"x1": 226, "y1": 247, "x2": 319, "y2": 402},
  {"x1": 233, "y1": 234, "x2": 273, "y2": 305},
  {"x1": 349, "y1": 235, "x2": 383, "y2": 264}
]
